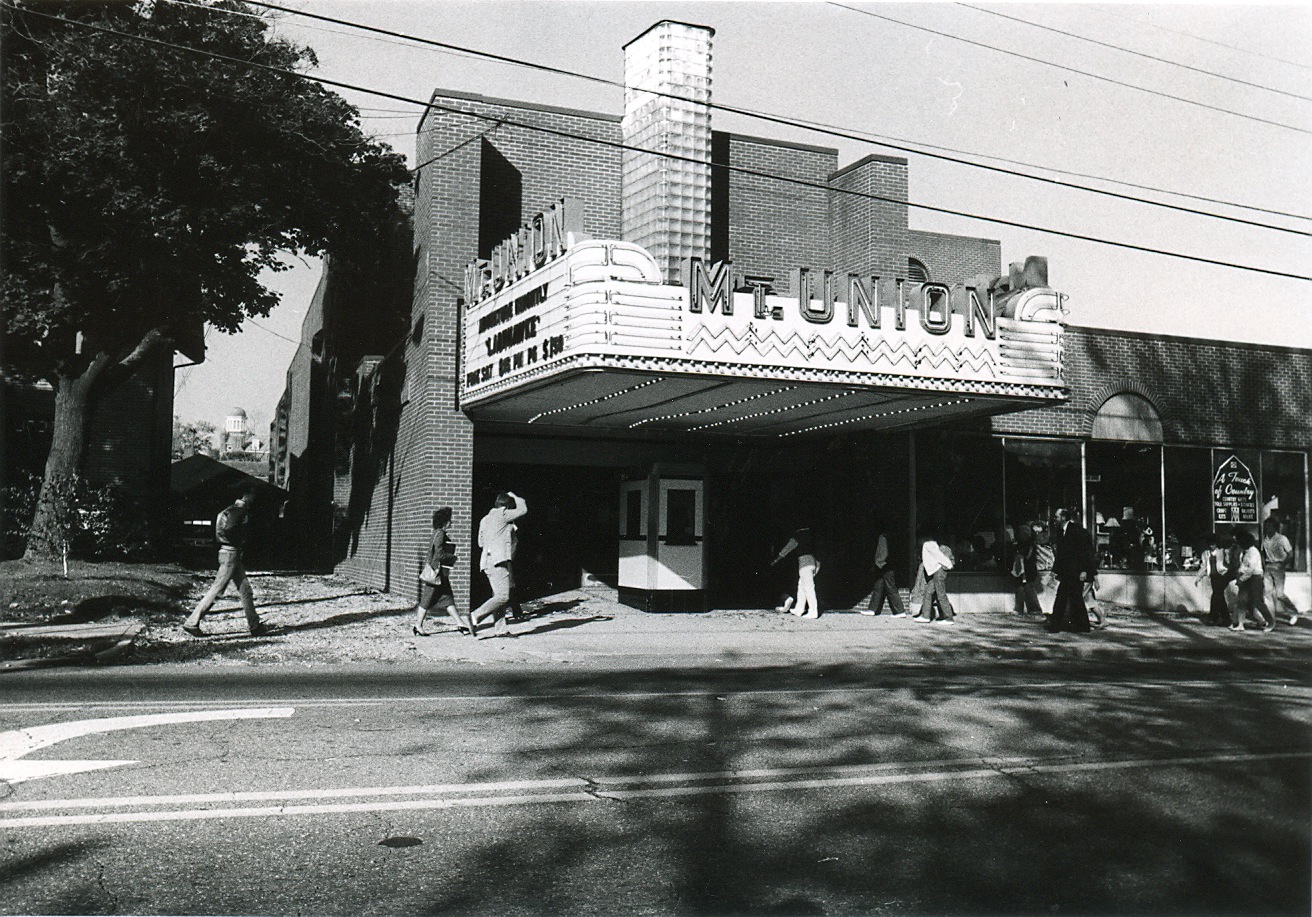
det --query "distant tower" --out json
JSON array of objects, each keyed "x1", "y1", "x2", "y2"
[
  {"x1": 224, "y1": 407, "x2": 249, "y2": 456},
  {"x1": 622, "y1": 20, "x2": 714, "y2": 283}
]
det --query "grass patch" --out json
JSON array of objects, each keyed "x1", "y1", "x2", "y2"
[{"x1": 0, "y1": 559, "x2": 197, "y2": 625}]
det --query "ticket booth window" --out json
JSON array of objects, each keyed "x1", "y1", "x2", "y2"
[
  {"x1": 665, "y1": 489, "x2": 698, "y2": 546},
  {"x1": 624, "y1": 489, "x2": 644, "y2": 540}
]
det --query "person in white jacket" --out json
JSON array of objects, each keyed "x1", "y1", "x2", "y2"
[
  {"x1": 471, "y1": 491, "x2": 528, "y2": 639},
  {"x1": 918, "y1": 535, "x2": 955, "y2": 624},
  {"x1": 1233, "y1": 528, "x2": 1274, "y2": 632}
]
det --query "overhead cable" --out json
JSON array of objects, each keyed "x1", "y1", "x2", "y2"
[
  {"x1": 958, "y1": 3, "x2": 1312, "y2": 103},
  {"x1": 1092, "y1": 5, "x2": 1312, "y2": 74},
  {"x1": 829, "y1": 2, "x2": 1312, "y2": 136},
  {"x1": 231, "y1": 0, "x2": 1310, "y2": 233},
  {"x1": 18, "y1": 6, "x2": 1312, "y2": 283}
]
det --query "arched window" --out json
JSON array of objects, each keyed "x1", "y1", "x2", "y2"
[
  {"x1": 907, "y1": 258, "x2": 929, "y2": 284},
  {"x1": 1091, "y1": 392, "x2": 1163, "y2": 443}
]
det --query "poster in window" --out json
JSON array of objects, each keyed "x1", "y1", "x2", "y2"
[{"x1": 1212, "y1": 454, "x2": 1258, "y2": 524}]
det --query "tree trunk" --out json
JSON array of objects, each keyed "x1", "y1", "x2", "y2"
[{"x1": 23, "y1": 369, "x2": 96, "y2": 560}]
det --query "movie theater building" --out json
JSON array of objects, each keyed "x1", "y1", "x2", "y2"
[{"x1": 320, "y1": 21, "x2": 1310, "y2": 615}]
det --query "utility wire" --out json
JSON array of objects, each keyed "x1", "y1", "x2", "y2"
[
  {"x1": 1092, "y1": 5, "x2": 1312, "y2": 75},
  {"x1": 829, "y1": 2, "x2": 1312, "y2": 136},
  {"x1": 958, "y1": 3, "x2": 1312, "y2": 103},
  {"x1": 232, "y1": 0, "x2": 1311, "y2": 233},
  {"x1": 18, "y1": 6, "x2": 1312, "y2": 283}
]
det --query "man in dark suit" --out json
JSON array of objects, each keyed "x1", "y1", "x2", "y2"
[{"x1": 1047, "y1": 506, "x2": 1097, "y2": 633}]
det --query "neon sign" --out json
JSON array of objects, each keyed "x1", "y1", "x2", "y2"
[
  {"x1": 463, "y1": 198, "x2": 583, "y2": 305},
  {"x1": 686, "y1": 259, "x2": 997, "y2": 339}
]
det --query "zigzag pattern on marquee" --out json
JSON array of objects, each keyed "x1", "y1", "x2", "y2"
[{"x1": 687, "y1": 324, "x2": 997, "y2": 376}]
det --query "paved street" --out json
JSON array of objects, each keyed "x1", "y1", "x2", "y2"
[{"x1": 2, "y1": 637, "x2": 1308, "y2": 916}]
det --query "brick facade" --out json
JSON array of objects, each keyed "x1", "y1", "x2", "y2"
[
  {"x1": 907, "y1": 229, "x2": 1001, "y2": 287},
  {"x1": 829, "y1": 154, "x2": 910, "y2": 281},
  {"x1": 991, "y1": 326, "x2": 1312, "y2": 450},
  {"x1": 723, "y1": 133, "x2": 835, "y2": 291}
]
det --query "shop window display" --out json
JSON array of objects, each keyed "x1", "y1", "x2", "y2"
[
  {"x1": 916, "y1": 432, "x2": 1005, "y2": 572},
  {"x1": 1003, "y1": 438, "x2": 1082, "y2": 540},
  {"x1": 1164, "y1": 447, "x2": 1212, "y2": 571},
  {"x1": 1087, "y1": 442, "x2": 1163, "y2": 571},
  {"x1": 1262, "y1": 451, "x2": 1308, "y2": 573}
]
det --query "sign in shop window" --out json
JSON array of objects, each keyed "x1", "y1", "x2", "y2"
[{"x1": 1213, "y1": 454, "x2": 1258, "y2": 524}]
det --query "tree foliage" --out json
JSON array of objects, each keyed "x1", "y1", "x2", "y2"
[
  {"x1": 172, "y1": 416, "x2": 217, "y2": 459},
  {"x1": 1, "y1": 0, "x2": 410, "y2": 557},
  {"x1": 3, "y1": 0, "x2": 409, "y2": 381}
]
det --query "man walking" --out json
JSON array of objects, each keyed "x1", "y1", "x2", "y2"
[
  {"x1": 1262, "y1": 516, "x2": 1300, "y2": 625},
  {"x1": 861, "y1": 530, "x2": 906, "y2": 617},
  {"x1": 1047, "y1": 506, "x2": 1095, "y2": 633},
  {"x1": 183, "y1": 488, "x2": 266, "y2": 637},
  {"x1": 471, "y1": 491, "x2": 528, "y2": 639},
  {"x1": 917, "y1": 533, "x2": 955, "y2": 624}
]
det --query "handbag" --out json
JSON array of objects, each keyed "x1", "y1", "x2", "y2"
[{"x1": 419, "y1": 562, "x2": 440, "y2": 586}]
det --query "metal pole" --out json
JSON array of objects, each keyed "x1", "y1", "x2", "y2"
[{"x1": 908, "y1": 431, "x2": 917, "y2": 587}]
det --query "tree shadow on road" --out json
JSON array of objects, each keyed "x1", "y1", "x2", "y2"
[{"x1": 398, "y1": 657, "x2": 1310, "y2": 917}]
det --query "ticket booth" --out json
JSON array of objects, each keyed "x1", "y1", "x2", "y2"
[{"x1": 618, "y1": 465, "x2": 706, "y2": 612}]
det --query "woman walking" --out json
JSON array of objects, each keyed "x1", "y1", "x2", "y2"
[
  {"x1": 1011, "y1": 523, "x2": 1043, "y2": 617},
  {"x1": 413, "y1": 507, "x2": 466, "y2": 636}
]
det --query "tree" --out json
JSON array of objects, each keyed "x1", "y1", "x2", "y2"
[
  {"x1": 2, "y1": 0, "x2": 410, "y2": 559},
  {"x1": 172, "y1": 416, "x2": 217, "y2": 459}
]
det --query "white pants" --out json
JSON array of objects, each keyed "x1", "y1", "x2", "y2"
[{"x1": 793, "y1": 562, "x2": 818, "y2": 618}]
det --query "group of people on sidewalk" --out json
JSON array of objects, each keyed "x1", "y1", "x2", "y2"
[
  {"x1": 181, "y1": 487, "x2": 532, "y2": 641},
  {"x1": 1196, "y1": 518, "x2": 1300, "y2": 632},
  {"x1": 849, "y1": 507, "x2": 1102, "y2": 631},
  {"x1": 182, "y1": 490, "x2": 1301, "y2": 640}
]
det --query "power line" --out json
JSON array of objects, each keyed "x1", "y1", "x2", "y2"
[
  {"x1": 18, "y1": 6, "x2": 1312, "y2": 283},
  {"x1": 829, "y1": 2, "x2": 1312, "y2": 136},
  {"x1": 958, "y1": 3, "x2": 1312, "y2": 103},
  {"x1": 234, "y1": 0, "x2": 1310, "y2": 233},
  {"x1": 1091, "y1": 5, "x2": 1312, "y2": 75}
]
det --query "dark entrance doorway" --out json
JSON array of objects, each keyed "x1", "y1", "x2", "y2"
[{"x1": 471, "y1": 463, "x2": 622, "y2": 606}]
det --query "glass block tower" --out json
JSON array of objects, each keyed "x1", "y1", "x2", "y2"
[{"x1": 622, "y1": 21, "x2": 714, "y2": 283}]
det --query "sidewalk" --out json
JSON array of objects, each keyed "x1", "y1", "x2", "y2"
[{"x1": 2, "y1": 573, "x2": 1307, "y2": 671}]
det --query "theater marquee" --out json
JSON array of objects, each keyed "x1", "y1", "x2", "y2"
[{"x1": 460, "y1": 201, "x2": 1066, "y2": 436}]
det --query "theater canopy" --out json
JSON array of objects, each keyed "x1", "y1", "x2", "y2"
[{"x1": 460, "y1": 209, "x2": 1066, "y2": 438}]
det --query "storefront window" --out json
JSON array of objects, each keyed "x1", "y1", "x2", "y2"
[
  {"x1": 1003, "y1": 438, "x2": 1082, "y2": 543},
  {"x1": 1164, "y1": 447, "x2": 1212, "y2": 571},
  {"x1": 917, "y1": 431, "x2": 1004, "y2": 571},
  {"x1": 1087, "y1": 442, "x2": 1163, "y2": 571},
  {"x1": 1263, "y1": 450, "x2": 1308, "y2": 573}
]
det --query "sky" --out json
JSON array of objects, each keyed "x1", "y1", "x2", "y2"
[{"x1": 173, "y1": 0, "x2": 1312, "y2": 435}]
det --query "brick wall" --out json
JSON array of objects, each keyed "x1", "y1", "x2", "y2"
[
  {"x1": 992, "y1": 326, "x2": 1312, "y2": 449},
  {"x1": 339, "y1": 92, "x2": 625, "y2": 601},
  {"x1": 722, "y1": 133, "x2": 836, "y2": 293},
  {"x1": 907, "y1": 229, "x2": 1001, "y2": 285},
  {"x1": 829, "y1": 154, "x2": 910, "y2": 280}
]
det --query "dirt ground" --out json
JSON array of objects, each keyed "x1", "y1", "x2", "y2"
[{"x1": 0, "y1": 561, "x2": 426, "y2": 668}]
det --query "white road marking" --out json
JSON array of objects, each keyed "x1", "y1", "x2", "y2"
[
  {"x1": 0, "y1": 708, "x2": 294, "y2": 784},
  {"x1": 0, "y1": 680, "x2": 1307, "y2": 712},
  {"x1": 0, "y1": 750, "x2": 1304, "y2": 829}
]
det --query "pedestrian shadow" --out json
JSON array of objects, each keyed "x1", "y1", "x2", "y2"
[
  {"x1": 512, "y1": 614, "x2": 613, "y2": 636},
  {"x1": 271, "y1": 605, "x2": 413, "y2": 634},
  {"x1": 246, "y1": 591, "x2": 374, "y2": 609},
  {"x1": 513, "y1": 598, "x2": 585, "y2": 621}
]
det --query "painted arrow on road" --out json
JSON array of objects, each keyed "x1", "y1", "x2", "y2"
[{"x1": 0, "y1": 708, "x2": 295, "y2": 783}]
